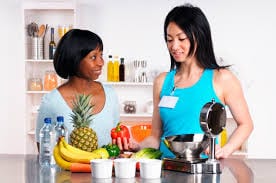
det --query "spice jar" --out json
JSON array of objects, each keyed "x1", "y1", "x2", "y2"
[
  {"x1": 43, "y1": 70, "x2": 58, "y2": 91},
  {"x1": 28, "y1": 78, "x2": 43, "y2": 91},
  {"x1": 123, "y1": 101, "x2": 137, "y2": 114}
]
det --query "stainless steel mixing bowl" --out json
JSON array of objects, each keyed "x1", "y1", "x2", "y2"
[{"x1": 164, "y1": 134, "x2": 209, "y2": 159}]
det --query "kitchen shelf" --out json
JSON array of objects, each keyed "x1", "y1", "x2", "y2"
[
  {"x1": 120, "y1": 113, "x2": 152, "y2": 118},
  {"x1": 23, "y1": 1, "x2": 76, "y2": 10},
  {"x1": 103, "y1": 81, "x2": 153, "y2": 86},
  {"x1": 26, "y1": 91, "x2": 50, "y2": 94},
  {"x1": 25, "y1": 59, "x2": 53, "y2": 63},
  {"x1": 27, "y1": 130, "x2": 35, "y2": 136},
  {"x1": 24, "y1": 0, "x2": 76, "y2": 154}
]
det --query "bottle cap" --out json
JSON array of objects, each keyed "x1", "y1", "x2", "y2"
[
  {"x1": 57, "y1": 116, "x2": 64, "y2": 122},
  {"x1": 108, "y1": 55, "x2": 112, "y2": 58},
  {"x1": 44, "y1": 118, "x2": 51, "y2": 124},
  {"x1": 120, "y1": 58, "x2": 124, "y2": 64}
]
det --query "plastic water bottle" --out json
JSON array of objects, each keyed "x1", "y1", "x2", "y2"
[
  {"x1": 55, "y1": 116, "x2": 68, "y2": 143},
  {"x1": 39, "y1": 117, "x2": 56, "y2": 167}
]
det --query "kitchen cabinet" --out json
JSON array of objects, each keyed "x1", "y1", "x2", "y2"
[{"x1": 23, "y1": 0, "x2": 76, "y2": 154}]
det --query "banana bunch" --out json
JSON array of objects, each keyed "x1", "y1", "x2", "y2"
[{"x1": 53, "y1": 137, "x2": 109, "y2": 171}]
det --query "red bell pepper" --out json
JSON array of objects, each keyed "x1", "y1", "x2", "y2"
[{"x1": 111, "y1": 122, "x2": 130, "y2": 140}]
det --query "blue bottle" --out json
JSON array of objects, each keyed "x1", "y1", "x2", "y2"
[
  {"x1": 55, "y1": 116, "x2": 68, "y2": 143},
  {"x1": 39, "y1": 117, "x2": 56, "y2": 167}
]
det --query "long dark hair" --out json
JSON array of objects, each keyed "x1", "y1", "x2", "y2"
[{"x1": 164, "y1": 4, "x2": 228, "y2": 71}]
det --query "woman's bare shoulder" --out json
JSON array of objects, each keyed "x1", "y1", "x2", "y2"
[
  {"x1": 214, "y1": 68, "x2": 239, "y2": 85},
  {"x1": 153, "y1": 72, "x2": 168, "y2": 87}
]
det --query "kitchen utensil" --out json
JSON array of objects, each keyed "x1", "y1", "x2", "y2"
[
  {"x1": 38, "y1": 24, "x2": 46, "y2": 37},
  {"x1": 31, "y1": 37, "x2": 43, "y2": 59},
  {"x1": 200, "y1": 99, "x2": 226, "y2": 172},
  {"x1": 164, "y1": 134, "x2": 209, "y2": 159},
  {"x1": 200, "y1": 99, "x2": 226, "y2": 136},
  {"x1": 163, "y1": 99, "x2": 226, "y2": 174}
]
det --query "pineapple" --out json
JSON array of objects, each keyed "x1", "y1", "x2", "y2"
[{"x1": 69, "y1": 94, "x2": 98, "y2": 152}]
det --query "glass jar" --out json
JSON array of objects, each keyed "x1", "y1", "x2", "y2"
[
  {"x1": 44, "y1": 70, "x2": 58, "y2": 91},
  {"x1": 28, "y1": 78, "x2": 43, "y2": 91},
  {"x1": 123, "y1": 101, "x2": 137, "y2": 114}
]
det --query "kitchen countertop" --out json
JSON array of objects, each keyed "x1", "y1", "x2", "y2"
[{"x1": 0, "y1": 154, "x2": 275, "y2": 183}]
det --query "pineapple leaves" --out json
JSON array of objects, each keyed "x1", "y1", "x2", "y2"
[{"x1": 70, "y1": 94, "x2": 94, "y2": 128}]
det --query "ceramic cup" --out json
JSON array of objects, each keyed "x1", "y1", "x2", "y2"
[
  {"x1": 139, "y1": 159, "x2": 163, "y2": 179},
  {"x1": 90, "y1": 159, "x2": 113, "y2": 179},
  {"x1": 114, "y1": 158, "x2": 137, "y2": 178}
]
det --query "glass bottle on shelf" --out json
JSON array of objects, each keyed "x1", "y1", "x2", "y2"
[
  {"x1": 119, "y1": 57, "x2": 125, "y2": 82},
  {"x1": 113, "y1": 56, "x2": 119, "y2": 82},
  {"x1": 107, "y1": 55, "x2": 113, "y2": 82},
  {"x1": 49, "y1": 27, "x2": 56, "y2": 59}
]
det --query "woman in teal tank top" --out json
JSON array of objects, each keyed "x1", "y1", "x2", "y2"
[
  {"x1": 119, "y1": 4, "x2": 253, "y2": 159},
  {"x1": 159, "y1": 69, "x2": 222, "y2": 158}
]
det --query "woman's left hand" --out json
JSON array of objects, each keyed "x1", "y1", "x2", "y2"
[
  {"x1": 112, "y1": 137, "x2": 140, "y2": 152},
  {"x1": 215, "y1": 145, "x2": 232, "y2": 159}
]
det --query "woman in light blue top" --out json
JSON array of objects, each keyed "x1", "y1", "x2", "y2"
[
  {"x1": 35, "y1": 29, "x2": 119, "y2": 151},
  {"x1": 122, "y1": 4, "x2": 253, "y2": 159}
]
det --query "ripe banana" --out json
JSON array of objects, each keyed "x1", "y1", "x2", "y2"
[
  {"x1": 53, "y1": 144, "x2": 71, "y2": 170},
  {"x1": 58, "y1": 139, "x2": 101, "y2": 163},
  {"x1": 60, "y1": 137, "x2": 98, "y2": 157}
]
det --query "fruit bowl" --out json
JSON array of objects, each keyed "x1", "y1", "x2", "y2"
[{"x1": 164, "y1": 134, "x2": 209, "y2": 159}]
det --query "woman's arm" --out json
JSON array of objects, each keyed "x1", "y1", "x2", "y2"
[{"x1": 214, "y1": 69, "x2": 254, "y2": 158}]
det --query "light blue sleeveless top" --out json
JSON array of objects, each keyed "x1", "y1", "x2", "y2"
[
  {"x1": 159, "y1": 69, "x2": 222, "y2": 158},
  {"x1": 35, "y1": 84, "x2": 120, "y2": 148}
]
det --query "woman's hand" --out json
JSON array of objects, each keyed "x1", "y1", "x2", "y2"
[
  {"x1": 205, "y1": 144, "x2": 232, "y2": 159},
  {"x1": 215, "y1": 145, "x2": 233, "y2": 159},
  {"x1": 112, "y1": 137, "x2": 140, "y2": 152}
]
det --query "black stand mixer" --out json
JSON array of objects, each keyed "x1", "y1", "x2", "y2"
[{"x1": 163, "y1": 99, "x2": 226, "y2": 174}]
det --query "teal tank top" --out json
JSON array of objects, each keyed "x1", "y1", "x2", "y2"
[{"x1": 159, "y1": 69, "x2": 222, "y2": 158}]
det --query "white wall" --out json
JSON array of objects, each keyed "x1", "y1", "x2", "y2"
[
  {"x1": 0, "y1": 0, "x2": 276, "y2": 158},
  {"x1": 0, "y1": 0, "x2": 25, "y2": 154}
]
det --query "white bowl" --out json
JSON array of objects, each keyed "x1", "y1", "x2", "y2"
[
  {"x1": 114, "y1": 158, "x2": 137, "y2": 178},
  {"x1": 139, "y1": 159, "x2": 163, "y2": 179},
  {"x1": 90, "y1": 159, "x2": 113, "y2": 179}
]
